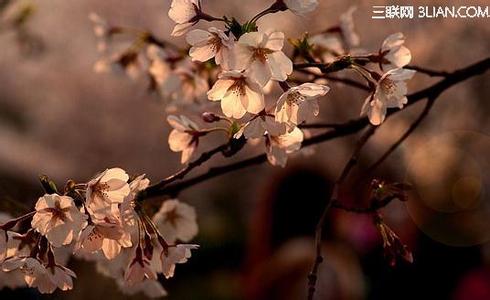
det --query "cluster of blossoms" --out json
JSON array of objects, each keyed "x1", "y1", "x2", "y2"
[
  {"x1": 0, "y1": 168, "x2": 198, "y2": 297},
  {"x1": 91, "y1": 0, "x2": 416, "y2": 168},
  {"x1": 0, "y1": 0, "x2": 423, "y2": 296}
]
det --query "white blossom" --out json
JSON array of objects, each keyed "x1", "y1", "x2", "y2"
[
  {"x1": 309, "y1": 34, "x2": 344, "y2": 63},
  {"x1": 86, "y1": 168, "x2": 130, "y2": 218},
  {"x1": 361, "y1": 68, "x2": 416, "y2": 125},
  {"x1": 266, "y1": 127, "x2": 304, "y2": 167},
  {"x1": 237, "y1": 114, "x2": 287, "y2": 139},
  {"x1": 339, "y1": 6, "x2": 360, "y2": 48},
  {"x1": 75, "y1": 215, "x2": 132, "y2": 260},
  {"x1": 380, "y1": 33, "x2": 412, "y2": 70},
  {"x1": 124, "y1": 247, "x2": 157, "y2": 286},
  {"x1": 31, "y1": 194, "x2": 87, "y2": 247},
  {"x1": 186, "y1": 27, "x2": 234, "y2": 67},
  {"x1": 168, "y1": 115, "x2": 200, "y2": 164},
  {"x1": 156, "y1": 244, "x2": 199, "y2": 279},
  {"x1": 2, "y1": 257, "x2": 76, "y2": 294},
  {"x1": 173, "y1": 66, "x2": 210, "y2": 103},
  {"x1": 146, "y1": 45, "x2": 182, "y2": 97},
  {"x1": 168, "y1": 0, "x2": 201, "y2": 36},
  {"x1": 275, "y1": 83, "x2": 330, "y2": 127},
  {"x1": 284, "y1": 0, "x2": 319, "y2": 15},
  {"x1": 234, "y1": 30, "x2": 293, "y2": 86},
  {"x1": 207, "y1": 70, "x2": 264, "y2": 119},
  {"x1": 152, "y1": 199, "x2": 198, "y2": 244}
]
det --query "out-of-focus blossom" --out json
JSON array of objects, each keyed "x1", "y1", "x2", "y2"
[
  {"x1": 2, "y1": 257, "x2": 76, "y2": 294},
  {"x1": 94, "y1": 50, "x2": 146, "y2": 80},
  {"x1": 146, "y1": 45, "x2": 182, "y2": 97},
  {"x1": 237, "y1": 113, "x2": 287, "y2": 139},
  {"x1": 207, "y1": 70, "x2": 264, "y2": 119},
  {"x1": 186, "y1": 27, "x2": 234, "y2": 67},
  {"x1": 309, "y1": 34, "x2": 344, "y2": 63},
  {"x1": 234, "y1": 30, "x2": 293, "y2": 86},
  {"x1": 275, "y1": 83, "x2": 330, "y2": 127},
  {"x1": 380, "y1": 33, "x2": 412, "y2": 70},
  {"x1": 31, "y1": 194, "x2": 87, "y2": 247},
  {"x1": 339, "y1": 6, "x2": 359, "y2": 48},
  {"x1": 117, "y1": 278, "x2": 168, "y2": 298},
  {"x1": 283, "y1": 0, "x2": 319, "y2": 15},
  {"x1": 173, "y1": 66, "x2": 209, "y2": 103},
  {"x1": 168, "y1": 0, "x2": 201, "y2": 36},
  {"x1": 167, "y1": 115, "x2": 201, "y2": 164},
  {"x1": 152, "y1": 199, "x2": 198, "y2": 244},
  {"x1": 86, "y1": 168, "x2": 130, "y2": 218},
  {"x1": 361, "y1": 68, "x2": 416, "y2": 125},
  {"x1": 266, "y1": 126, "x2": 304, "y2": 167},
  {"x1": 88, "y1": 12, "x2": 112, "y2": 52}
]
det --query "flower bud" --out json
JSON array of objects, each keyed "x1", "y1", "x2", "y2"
[{"x1": 201, "y1": 112, "x2": 221, "y2": 123}]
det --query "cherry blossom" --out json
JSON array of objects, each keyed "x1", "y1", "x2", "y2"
[
  {"x1": 124, "y1": 246, "x2": 157, "y2": 285},
  {"x1": 207, "y1": 70, "x2": 264, "y2": 119},
  {"x1": 275, "y1": 83, "x2": 330, "y2": 127},
  {"x1": 380, "y1": 33, "x2": 412, "y2": 70},
  {"x1": 31, "y1": 194, "x2": 87, "y2": 247},
  {"x1": 146, "y1": 45, "x2": 182, "y2": 97},
  {"x1": 234, "y1": 30, "x2": 293, "y2": 86},
  {"x1": 339, "y1": 6, "x2": 360, "y2": 49},
  {"x1": 157, "y1": 244, "x2": 199, "y2": 279},
  {"x1": 283, "y1": 0, "x2": 319, "y2": 15},
  {"x1": 0, "y1": 229, "x2": 6, "y2": 263},
  {"x1": 309, "y1": 34, "x2": 345, "y2": 63},
  {"x1": 266, "y1": 127, "x2": 304, "y2": 167},
  {"x1": 173, "y1": 66, "x2": 210, "y2": 103},
  {"x1": 186, "y1": 27, "x2": 234, "y2": 67},
  {"x1": 361, "y1": 68, "x2": 416, "y2": 125},
  {"x1": 117, "y1": 278, "x2": 168, "y2": 298},
  {"x1": 168, "y1": 0, "x2": 201, "y2": 36},
  {"x1": 2, "y1": 257, "x2": 76, "y2": 293},
  {"x1": 237, "y1": 113, "x2": 287, "y2": 139},
  {"x1": 86, "y1": 168, "x2": 130, "y2": 217},
  {"x1": 168, "y1": 115, "x2": 201, "y2": 164},
  {"x1": 152, "y1": 199, "x2": 198, "y2": 244},
  {"x1": 75, "y1": 215, "x2": 132, "y2": 260}
]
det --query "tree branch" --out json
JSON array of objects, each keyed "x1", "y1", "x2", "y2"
[
  {"x1": 367, "y1": 96, "x2": 436, "y2": 173},
  {"x1": 136, "y1": 57, "x2": 490, "y2": 202},
  {"x1": 307, "y1": 125, "x2": 376, "y2": 300}
]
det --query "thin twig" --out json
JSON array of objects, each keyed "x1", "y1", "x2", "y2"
[
  {"x1": 406, "y1": 65, "x2": 450, "y2": 77},
  {"x1": 136, "y1": 143, "x2": 230, "y2": 201},
  {"x1": 367, "y1": 96, "x2": 436, "y2": 173},
  {"x1": 307, "y1": 125, "x2": 376, "y2": 300},
  {"x1": 295, "y1": 68, "x2": 370, "y2": 91}
]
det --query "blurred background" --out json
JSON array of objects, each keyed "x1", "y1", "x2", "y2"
[{"x1": 0, "y1": 0, "x2": 489, "y2": 299}]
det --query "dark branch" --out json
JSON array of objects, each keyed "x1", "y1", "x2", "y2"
[
  {"x1": 136, "y1": 57, "x2": 490, "y2": 202},
  {"x1": 406, "y1": 65, "x2": 450, "y2": 77},
  {"x1": 367, "y1": 97, "x2": 436, "y2": 173},
  {"x1": 307, "y1": 125, "x2": 376, "y2": 300}
]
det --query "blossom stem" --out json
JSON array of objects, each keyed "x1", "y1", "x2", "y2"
[{"x1": 249, "y1": 1, "x2": 287, "y2": 23}]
